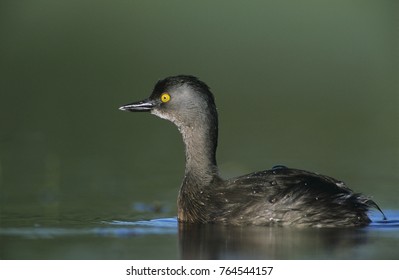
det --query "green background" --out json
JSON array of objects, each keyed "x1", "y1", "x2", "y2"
[{"x1": 0, "y1": 0, "x2": 398, "y2": 258}]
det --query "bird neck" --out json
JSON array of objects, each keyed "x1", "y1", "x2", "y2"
[{"x1": 178, "y1": 115, "x2": 219, "y2": 186}]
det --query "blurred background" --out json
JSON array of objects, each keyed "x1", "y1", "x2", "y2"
[{"x1": 0, "y1": 0, "x2": 398, "y2": 245}]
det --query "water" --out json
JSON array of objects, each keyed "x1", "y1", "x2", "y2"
[
  {"x1": 1, "y1": 0, "x2": 398, "y2": 260},
  {"x1": 1, "y1": 210, "x2": 398, "y2": 259}
]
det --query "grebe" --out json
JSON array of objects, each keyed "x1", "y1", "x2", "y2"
[{"x1": 119, "y1": 75, "x2": 385, "y2": 227}]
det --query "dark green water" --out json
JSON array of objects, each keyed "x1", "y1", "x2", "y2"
[{"x1": 1, "y1": 0, "x2": 398, "y2": 259}]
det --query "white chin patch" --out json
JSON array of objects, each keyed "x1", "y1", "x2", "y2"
[
  {"x1": 152, "y1": 108, "x2": 173, "y2": 122},
  {"x1": 151, "y1": 108, "x2": 184, "y2": 131}
]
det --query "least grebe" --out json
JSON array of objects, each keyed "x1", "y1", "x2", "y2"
[{"x1": 120, "y1": 75, "x2": 385, "y2": 227}]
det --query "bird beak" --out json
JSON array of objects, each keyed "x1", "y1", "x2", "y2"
[{"x1": 119, "y1": 99, "x2": 156, "y2": 112}]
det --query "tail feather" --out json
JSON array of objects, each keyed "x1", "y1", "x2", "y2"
[{"x1": 366, "y1": 199, "x2": 387, "y2": 220}]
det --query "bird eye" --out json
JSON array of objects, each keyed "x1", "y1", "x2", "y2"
[{"x1": 161, "y1": 93, "x2": 171, "y2": 103}]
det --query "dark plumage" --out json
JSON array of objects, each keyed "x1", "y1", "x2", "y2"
[{"x1": 120, "y1": 75, "x2": 385, "y2": 227}]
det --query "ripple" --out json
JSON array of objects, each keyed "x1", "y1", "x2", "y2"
[
  {"x1": 2, "y1": 211, "x2": 399, "y2": 240},
  {"x1": 0, "y1": 218, "x2": 178, "y2": 239}
]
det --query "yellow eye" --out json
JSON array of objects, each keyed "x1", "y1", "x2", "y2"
[{"x1": 161, "y1": 93, "x2": 171, "y2": 103}]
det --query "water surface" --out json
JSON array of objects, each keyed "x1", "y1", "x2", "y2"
[{"x1": 1, "y1": 210, "x2": 398, "y2": 259}]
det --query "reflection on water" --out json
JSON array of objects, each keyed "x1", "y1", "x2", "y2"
[
  {"x1": 179, "y1": 212, "x2": 399, "y2": 260},
  {"x1": 0, "y1": 211, "x2": 398, "y2": 259},
  {"x1": 180, "y1": 224, "x2": 364, "y2": 259}
]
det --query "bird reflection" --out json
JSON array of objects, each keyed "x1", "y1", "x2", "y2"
[{"x1": 179, "y1": 222, "x2": 368, "y2": 259}]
